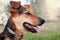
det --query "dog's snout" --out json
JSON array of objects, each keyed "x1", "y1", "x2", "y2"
[{"x1": 38, "y1": 18, "x2": 45, "y2": 26}]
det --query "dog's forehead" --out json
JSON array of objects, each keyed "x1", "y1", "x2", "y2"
[
  {"x1": 17, "y1": 6, "x2": 32, "y2": 14},
  {"x1": 22, "y1": 5, "x2": 34, "y2": 14}
]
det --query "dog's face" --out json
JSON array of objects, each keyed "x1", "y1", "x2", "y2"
[{"x1": 10, "y1": 1, "x2": 45, "y2": 34}]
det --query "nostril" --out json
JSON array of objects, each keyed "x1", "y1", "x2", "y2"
[{"x1": 41, "y1": 19, "x2": 45, "y2": 24}]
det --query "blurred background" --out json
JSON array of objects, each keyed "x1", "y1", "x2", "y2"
[{"x1": 0, "y1": 0, "x2": 60, "y2": 40}]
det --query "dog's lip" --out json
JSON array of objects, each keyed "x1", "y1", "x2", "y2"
[{"x1": 23, "y1": 22, "x2": 40, "y2": 33}]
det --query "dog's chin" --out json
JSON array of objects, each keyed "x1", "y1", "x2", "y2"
[{"x1": 23, "y1": 22, "x2": 40, "y2": 33}]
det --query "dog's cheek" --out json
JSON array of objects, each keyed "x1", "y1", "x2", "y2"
[
  {"x1": 12, "y1": 17, "x2": 26, "y2": 33},
  {"x1": 15, "y1": 24, "x2": 26, "y2": 33},
  {"x1": 19, "y1": 15, "x2": 33, "y2": 25}
]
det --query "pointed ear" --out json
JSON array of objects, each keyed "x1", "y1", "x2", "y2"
[
  {"x1": 23, "y1": 5, "x2": 34, "y2": 14},
  {"x1": 10, "y1": 1, "x2": 21, "y2": 8},
  {"x1": 23, "y1": 5, "x2": 31, "y2": 9},
  {"x1": 10, "y1": 1, "x2": 22, "y2": 15}
]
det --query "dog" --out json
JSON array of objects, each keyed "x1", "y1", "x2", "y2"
[{"x1": 0, "y1": 1, "x2": 45, "y2": 40}]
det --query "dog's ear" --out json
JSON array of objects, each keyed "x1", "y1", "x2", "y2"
[
  {"x1": 10, "y1": 1, "x2": 21, "y2": 9},
  {"x1": 23, "y1": 5, "x2": 34, "y2": 14},
  {"x1": 10, "y1": 1, "x2": 23, "y2": 16},
  {"x1": 23, "y1": 5, "x2": 31, "y2": 9}
]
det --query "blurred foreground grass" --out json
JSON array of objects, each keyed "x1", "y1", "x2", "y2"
[{"x1": 24, "y1": 31, "x2": 60, "y2": 40}]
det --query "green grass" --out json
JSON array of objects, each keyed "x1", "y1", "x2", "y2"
[{"x1": 24, "y1": 31, "x2": 60, "y2": 40}]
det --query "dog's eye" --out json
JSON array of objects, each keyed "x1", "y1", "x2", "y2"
[{"x1": 27, "y1": 12, "x2": 31, "y2": 15}]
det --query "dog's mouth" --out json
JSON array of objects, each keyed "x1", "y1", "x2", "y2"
[{"x1": 23, "y1": 22, "x2": 40, "y2": 33}]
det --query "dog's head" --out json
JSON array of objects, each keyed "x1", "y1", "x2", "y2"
[{"x1": 10, "y1": 1, "x2": 45, "y2": 34}]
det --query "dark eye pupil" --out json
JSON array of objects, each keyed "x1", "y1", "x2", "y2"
[{"x1": 27, "y1": 12, "x2": 31, "y2": 15}]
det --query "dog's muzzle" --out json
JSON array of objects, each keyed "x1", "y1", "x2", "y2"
[{"x1": 23, "y1": 17, "x2": 45, "y2": 33}]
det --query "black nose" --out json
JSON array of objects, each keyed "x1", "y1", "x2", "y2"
[{"x1": 39, "y1": 18, "x2": 45, "y2": 26}]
